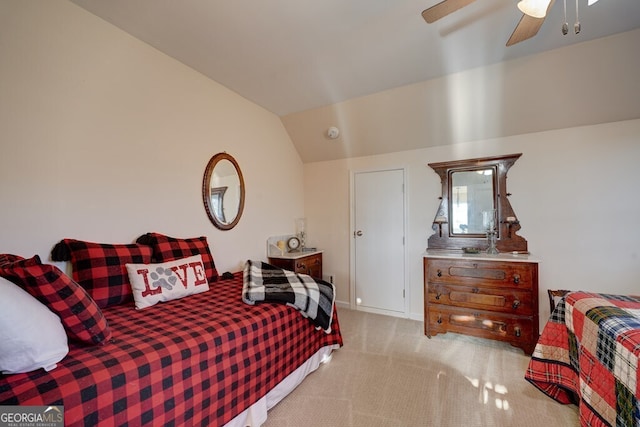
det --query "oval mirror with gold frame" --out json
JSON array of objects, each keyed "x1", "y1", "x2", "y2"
[{"x1": 202, "y1": 152, "x2": 245, "y2": 230}]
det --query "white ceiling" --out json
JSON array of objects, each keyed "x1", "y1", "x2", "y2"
[{"x1": 70, "y1": 0, "x2": 640, "y2": 117}]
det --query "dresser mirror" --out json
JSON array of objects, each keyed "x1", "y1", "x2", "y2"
[
  {"x1": 427, "y1": 153, "x2": 528, "y2": 253},
  {"x1": 450, "y1": 169, "x2": 495, "y2": 235},
  {"x1": 202, "y1": 152, "x2": 245, "y2": 230}
]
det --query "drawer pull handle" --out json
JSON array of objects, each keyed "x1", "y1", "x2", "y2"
[
  {"x1": 512, "y1": 300, "x2": 521, "y2": 309},
  {"x1": 435, "y1": 293, "x2": 441, "y2": 300},
  {"x1": 513, "y1": 274, "x2": 520, "y2": 285},
  {"x1": 296, "y1": 262, "x2": 306, "y2": 269},
  {"x1": 437, "y1": 315, "x2": 442, "y2": 324},
  {"x1": 514, "y1": 327, "x2": 521, "y2": 337},
  {"x1": 437, "y1": 269, "x2": 442, "y2": 277}
]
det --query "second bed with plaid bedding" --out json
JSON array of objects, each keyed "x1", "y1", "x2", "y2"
[
  {"x1": 525, "y1": 291, "x2": 640, "y2": 426},
  {"x1": 0, "y1": 274, "x2": 343, "y2": 426}
]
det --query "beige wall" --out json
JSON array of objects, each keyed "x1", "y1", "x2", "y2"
[
  {"x1": 304, "y1": 119, "x2": 640, "y2": 326},
  {"x1": 0, "y1": 0, "x2": 304, "y2": 272}
]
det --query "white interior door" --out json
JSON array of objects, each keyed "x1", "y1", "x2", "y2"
[{"x1": 353, "y1": 168, "x2": 405, "y2": 315}]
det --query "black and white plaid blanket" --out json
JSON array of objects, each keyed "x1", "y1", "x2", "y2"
[{"x1": 242, "y1": 260, "x2": 335, "y2": 333}]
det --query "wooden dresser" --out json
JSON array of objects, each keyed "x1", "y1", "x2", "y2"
[
  {"x1": 268, "y1": 251, "x2": 323, "y2": 279},
  {"x1": 424, "y1": 252, "x2": 539, "y2": 355}
]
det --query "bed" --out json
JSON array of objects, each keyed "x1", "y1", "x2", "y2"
[
  {"x1": 0, "y1": 235, "x2": 343, "y2": 426},
  {"x1": 525, "y1": 291, "x2": 640, "y2": 426}
]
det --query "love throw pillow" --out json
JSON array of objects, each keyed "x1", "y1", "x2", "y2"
[{"x1": 126, "y1": 255, "x2": 210, "y2": 309}]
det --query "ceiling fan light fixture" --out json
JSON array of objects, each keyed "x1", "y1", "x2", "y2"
[{"x1": 517, "y1": 0, "x2": 552, "y2": 18}]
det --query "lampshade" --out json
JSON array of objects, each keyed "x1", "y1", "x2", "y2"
[{"x1": 517, "y1": 0, "x2": 553, "y2": 18}]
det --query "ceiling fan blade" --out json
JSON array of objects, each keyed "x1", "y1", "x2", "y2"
[
  {"x1": 422, "y1": 0, "x2": 477, "y2": 23},
  {"x1": 506, "y1": 0, "x2": 555, "y2": 46},
  {"x1": 506, "y1": 14, "x2": 545, "y2": 46}
]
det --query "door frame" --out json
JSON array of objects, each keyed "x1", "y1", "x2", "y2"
[{"x1": 349, "y1": 166, "x2": 409, "y2": 318}]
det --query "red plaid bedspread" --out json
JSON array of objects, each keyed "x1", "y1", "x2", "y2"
[
  {"x1": 525, "y1": 291, "x2": 640, "y2": 427},
  {"x1": 0, "y1": 275, "x2": 343, "y2": 426}
]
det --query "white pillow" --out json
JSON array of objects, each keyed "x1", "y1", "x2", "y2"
[
  {"x1": 0, "y1": 277, "x2": 69, "y2": 374},
  {"x1": 126, "y1": 254, "x2": 210, "y2": 309}
]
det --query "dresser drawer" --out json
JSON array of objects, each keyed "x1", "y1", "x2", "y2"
[
  {"x1": 268, "y1": 252, "x2": 323, "y2": 279},
  {"x1": 426, "y1": 259, "x2": 535, "y2": 290},
  {"x1": 427, "y1": 283, "x2": 534, "y2": 316},
  {"x1": 427, "y1": 306, "x2": 536, "y2": 344},
  {"x1": 295, "y1": 253, "x2": 322, "y2": 278}
]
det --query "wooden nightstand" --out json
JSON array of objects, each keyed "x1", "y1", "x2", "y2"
[{"x1": 268, "y1": 251, "x2": 323, "y2": 279}]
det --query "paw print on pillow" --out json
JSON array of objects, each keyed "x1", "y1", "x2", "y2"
[
  {"x1": 150, "y1": 267, "x2": 177, "y2": 290},
  {"x1": 126, "y1": 255, "x2": 210, "y2": 309}
]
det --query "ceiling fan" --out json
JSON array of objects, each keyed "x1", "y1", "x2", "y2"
[{"x1": 421, "y1": 0, "x2": 556, "y2": 46}]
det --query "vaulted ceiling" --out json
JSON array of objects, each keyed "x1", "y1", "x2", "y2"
[
  {"x1": 70, "y1": 0, "x2": 640, "y2": 161},
  {"x1": 71, "y1": 0, "x2": 640, "y2": 116}
]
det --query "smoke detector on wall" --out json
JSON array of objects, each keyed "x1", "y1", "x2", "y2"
[{"x1": 327, "y1": 126, "x2": 340, "y2": 139}]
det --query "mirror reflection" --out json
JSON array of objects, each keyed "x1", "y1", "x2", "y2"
[
  {"x1": 210, "y1": 159, "x2": 241, "y2": 224},
  {"x1": 450, "y1": 169, "x2": 495, "y2": 235},
  {"x1": 202, "y1": 153, "x2": 245, "y2": 230}
]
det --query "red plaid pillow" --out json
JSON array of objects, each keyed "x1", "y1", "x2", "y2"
[
  {"x1": 64, "y1": 239, "x2": 154, "y2": 308},
  {"x1": 0, "y1": 256, "x2": 112, "y2": 345},
  {"x1": 137, "y1": 233, "x2": 219, "y2": 283}
]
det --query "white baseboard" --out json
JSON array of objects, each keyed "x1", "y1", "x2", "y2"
[{"x1": 335, "y1": 300, "x2": 350, "y2": 309}]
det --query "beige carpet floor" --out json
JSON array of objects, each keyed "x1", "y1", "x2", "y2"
[{"x1": 263, "y1": 308, "x2": 579, "y2": 427}]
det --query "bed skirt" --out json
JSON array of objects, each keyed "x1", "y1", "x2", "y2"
[{"x1": 226, "y1": 344, "x2": 339, "y2": 427}]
